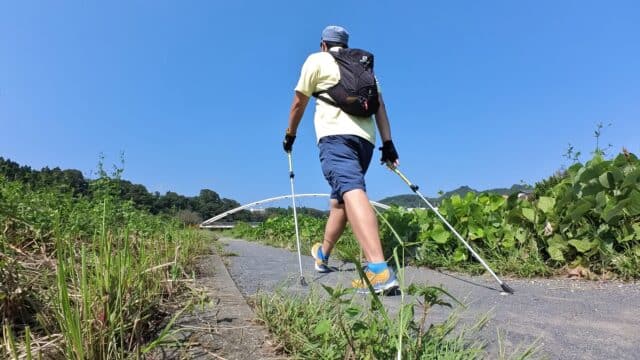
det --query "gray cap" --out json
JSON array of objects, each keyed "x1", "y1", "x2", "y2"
[{"x1": 321, "y1": 25, "x2": 349, "y2": 45}]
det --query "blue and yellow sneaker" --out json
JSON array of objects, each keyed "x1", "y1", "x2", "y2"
[
  {"x1": 311, "y1": 243, "x2": 332, "y2": 273},
  {"x1": 352, "y1": 266, "x2": 399, "y2": 294}
]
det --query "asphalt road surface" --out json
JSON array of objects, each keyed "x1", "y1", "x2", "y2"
[{"x1": 221, "y1": 237, "x2": 640, "y2": 360}]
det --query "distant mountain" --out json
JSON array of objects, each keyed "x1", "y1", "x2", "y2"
[
  {"x1": 379, "y1": 184, "x2": 533, "y2": 207},
  {"x1": 481, "y1": 184, "x2": 533, "y2": 196},
  {"x1": 378, "y1": 194, "x2": 436, "y2": 208},
  {"x1": 439, "y1": 185, "x2": 477, "y2": 199}
]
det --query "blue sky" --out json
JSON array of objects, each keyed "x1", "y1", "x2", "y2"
[{"x1": 1, "y1": 1, "x2": 638, "y2": 209}]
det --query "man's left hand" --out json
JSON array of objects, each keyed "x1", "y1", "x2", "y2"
[
  {"x1": 380, "y1": 140, "x2": 399, "y2": 166},
  {"x1": 283, "y1": 132, "x2": 296, "y2": 153}
]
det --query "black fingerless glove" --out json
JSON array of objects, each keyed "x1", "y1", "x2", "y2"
[
  {"x1": 379, "y1": 140, "x2": 399, "y2": 164},
  {"x1": 283, "y1": 131, "x2": 296, "y2": 153}
]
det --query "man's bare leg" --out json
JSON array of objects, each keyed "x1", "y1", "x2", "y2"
[
  {"x1": 342, "y1": 189, "x2": 385, "y2": 263},
  {"x1": 321, "y1": 199, "x2": 346, "y2": 256}
]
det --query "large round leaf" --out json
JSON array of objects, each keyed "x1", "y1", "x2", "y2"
[
  {"x1": 570, "y1": 199, "x2": 595, "y2": 221},
  {"x1": 537, "y1": 196, "x2": 556, "y2": 214},
  {"x1": 501, "y1": 233, "x2": 515, "y2": 249},
  {"x1": 522, "y1": 208, "x2": 536, "y2": 222},
  {"x1": 621, "y1": 168, "x2": 640, "y2": 190},
  {"x1": 452, "y1": 247, "x2": 468, "y2": 262},
  {"x1": 595, "y1": 191, "x2": 608, "y2": 210},
  {"x1": 489, "y1": 196, "x2": 504, "y2": 211},
  {"x1": 625, "y1": 189, "x2": 640, "y2": 216},
  {"x1": 547, "y1": 245, "x2": 566, "y2": 261},
  {"x1": 468, "y1": 223, "x2": 485, "y2": 240},
  {"x1": 576, "y1": 162, "x2": 605, "y2": 183},
  {"x1": 515, "y1": 227, "x2": 528, "y2": 243},
  {"x1": 581, "y1": 181, "x2": 604, "y2": 197},
  {"x1": 431, "y1": 225, "x2": 450, "y2": 244},
  {"x1": 547, "y1": 235, "x2": 568, "y2": 261},
  {"x1": 568, "y1": 239, "x2": 596, "y2": 253},
  {"x1": 598, "y1": 171, "x2": 615, "y2": 189},
  {"x1": 603, "y1": 201, "x2": 626, "y2": 223}
]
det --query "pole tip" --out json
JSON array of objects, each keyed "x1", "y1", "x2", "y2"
[
  {"x1": 501, "y1": 283, "x2": 514, "y2": 294},
  {"x1": 300, "y1": 277, "x2": 307, "y2": 286}
]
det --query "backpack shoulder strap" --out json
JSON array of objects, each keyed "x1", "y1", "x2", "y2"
[
  {"x1": 313, "y1": 93, "x2": 338, "y2": 106},
  {"x1": 312, "y1": 49, "x2": 342, "y2": 102}
]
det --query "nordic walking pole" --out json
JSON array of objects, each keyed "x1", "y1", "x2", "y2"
[
  {"x1": 287, "y1": 152, "x2": 307, "y2": 286},
  {"x1": 386, "y1": 164, "x2": 514, "y2": 294}
]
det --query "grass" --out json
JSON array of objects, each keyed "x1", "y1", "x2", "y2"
[
  {"x1": 0, "y1": 177, "x2": 213, "y2": 359},
  {"x1": 254, "y1": 285, "x2": 488, "y2": 359},
  {"x1": 253, "y1": 261, "x2": 540, "y2": 359},
  {"x1": 248, "y1": 207, "x2": 539, "y2": 359}
]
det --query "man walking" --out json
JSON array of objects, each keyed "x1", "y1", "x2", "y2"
[{"x1": 282, "y1": 25, "x2": 400, "y2": 293}]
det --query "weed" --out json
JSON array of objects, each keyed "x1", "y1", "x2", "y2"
[
  {"x1": 0, "y1": 176, "x2": 211, "y2": 359},
  {"x1": 254, "y1": 285, "x2": 488, "y2": 359}
]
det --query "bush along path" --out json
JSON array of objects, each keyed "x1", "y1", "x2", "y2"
[{"x1": 221, "y1": 237, "x2": 640, "y2": 359}]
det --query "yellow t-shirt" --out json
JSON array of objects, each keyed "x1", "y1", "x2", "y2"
[{"x1": 294, "y1": 48, "x2": 377, "y2": 145}]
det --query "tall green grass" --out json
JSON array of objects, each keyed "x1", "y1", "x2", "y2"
[{"x1": 0, "y1": 176, "x2": 211, "y2": 359}]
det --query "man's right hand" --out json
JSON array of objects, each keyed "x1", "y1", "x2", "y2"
[{"x1": 283, "y1": 132, "x2": 296, "y2": 153}]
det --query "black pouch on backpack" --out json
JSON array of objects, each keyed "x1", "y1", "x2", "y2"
[{"x1": 313, "y1": 48, "x2": 380, "y2": 117}]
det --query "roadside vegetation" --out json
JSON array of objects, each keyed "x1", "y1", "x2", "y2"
[
  {"x1": 0, "y1": 155, "x2": 249, "y2": 225},
  {"x1": 231, "y1": 149, "x2": 640, "y2": 280},
  {"x1": 0, "y1": 169, "x2": 212, "y2": 358},
  {"x1": 254, "y1": 284, "x2": 488, "y2": 359},
  {"x1": 2, "y1": 128, "x2": 635, "y2": 358}
]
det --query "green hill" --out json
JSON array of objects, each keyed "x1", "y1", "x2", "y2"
[{"x1": 379, "y1": 184, "x2": 533, "y2": 207}]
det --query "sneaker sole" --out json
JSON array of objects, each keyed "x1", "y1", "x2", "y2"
[
  {"x1": 314, "y1": 263, "x2": 332, "y2": 273},
  {"x1": 357, "y1": 279, "x2": 400, "y2": 294},
  {"x1": 311, "y1": 244, "x2": 333, "y2": 273}
]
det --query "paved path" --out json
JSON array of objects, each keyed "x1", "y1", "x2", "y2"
[
  {"x1": 221, "y1": 237, "x2": 640, "y2": 360},
  {"x1": 150, "y1": 251, "x2": 282, "y2": 359}
]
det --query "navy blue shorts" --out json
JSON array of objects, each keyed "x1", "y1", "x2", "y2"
[{"x1": 318, "y1": 135, "x2": 374, "y2": 203}]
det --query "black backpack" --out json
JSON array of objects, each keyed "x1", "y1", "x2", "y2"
[{"x1": 313, "y1": 48, "x2": 380, "y2": 117}]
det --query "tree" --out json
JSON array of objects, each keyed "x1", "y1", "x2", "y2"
[
  {"x1": 175, "y1": 209, "x2": 203, "y2": 225},
  {"x1": 194, "y1": 189, "x2": 223, "y2": 219},
  {"x1": 154, "y1": 191, "x2": 191, "y2": 213},
  {"x1": 115, "y1": 180, "x2": 155, "y2": 210}
]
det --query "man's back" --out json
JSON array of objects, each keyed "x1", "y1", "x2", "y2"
[{"x1": 295, "y1": 48, "x2": 377, "y2": 144}]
